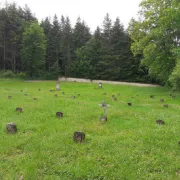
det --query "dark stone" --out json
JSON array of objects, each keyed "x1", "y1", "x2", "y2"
[
  {"x1": 8, "y1": 96, "x2": 12, "y2": 99},
  {"x1": 6, "y1": 123, "x2": 17, "y2": 134},
  {"x1": 156, "y1": 120, "x2": 165, "y2": 125},
  {"x1": 160, "y1": 99, "x2": 164, "y2": 102},
  {"x1": 100, "y1": 116, "x2": 107, "y2": 123},
  {"x1": 56, "y1": 112, "x2": 63, "y2": 118},
  {"x1": 163, "y1": 104, "x2": 168, "y2": 108},
  {"x1": 150, "y1": 95, "x2": 154, "y2": 98},
  {"x1": 128, "y1": 102, "x2": 132, "y2": 106},
  {"x1": 16, "y1": 107, "x2": 22, "y2": 113},
  {"x1": 73, "y1": 132, "x2": 85, "y2": 143}
]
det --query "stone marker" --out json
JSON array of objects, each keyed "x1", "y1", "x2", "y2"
[
  {"x1": 160, "y1": 99, "x2": 164, "y2": 102},
  {"x1": 8, "y1": 96, "x2": 12, "y2": 99},
  {"x1": 156, "y1": 120, "x2": 165, "y2": 125},
  {"x1": 73, "y1": 132, "x2": 85, "y2": 143},
  {"x1": 163, "y1": 104, "x2": 168, "y2": 108},
  {"x1": 6, "y1": 123, "x2": 17, "y2": 134},
  {"x1": 56, "y1": 82, "x2": 60, "y2": 91},
  {"x1": 100, "y1": 116, "x2": 107, "y2": 123},
  {"x1": 56, "y1": 112, "x2": 63, "y2": 118},
  {"x1": 16, "y1": 107, "x2": 22, "y2": 113},
  {"x1": 128, "y1": 102, "x2": 132, "y2": 106},
  {"x1": 98, "y1": 82, "x2": 102, "y2": 88}
]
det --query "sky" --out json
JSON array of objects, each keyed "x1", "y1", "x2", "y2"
[{"x1": 1, "y1": 0, "x2": 142, "y2": 32}]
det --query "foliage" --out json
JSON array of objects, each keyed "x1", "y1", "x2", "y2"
[
  {"x1": 21, "y1": 22, "x2": 46, "y2": 78},
  {"x1": 128, "y1": 0, "x2": 180, "y2": 87}
]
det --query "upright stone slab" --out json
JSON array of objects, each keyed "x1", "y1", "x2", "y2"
[
  {"x1": 56, "y1": 82, "x2": 60, "y2": 91},
  {"x1": 73, "y1": 132, "x2": 85, "y2": 143},
  {"x1": 6, "y1": 123, "x2": 17, "y2": 134},
  {"x1": 98, "y1": 82, "x2": 102, "y2": 88}
]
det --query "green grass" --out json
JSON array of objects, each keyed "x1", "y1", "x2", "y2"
[{"x1": 0, "y1": 79, "x2": 180, "y2": 180}]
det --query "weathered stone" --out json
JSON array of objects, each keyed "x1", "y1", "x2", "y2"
[
  {"x1": 163, "y1": 104, "x2": 168, "y2": 108},
  {"x1": 98, "y1": 82, "x2": 102, "y2": 88},
  {"x1": 156, "y1": 120, "x2": 165, "y2": 125},
  {"x1": 100, "y1": 116, "x2": 107, "y2": 123},
  {"x1": 56, "y1": 82, "x2": 60, "y2": 91},
  {"x1": 16, "y1": 107, "x2": 22, "y2": 113},
  {"x1": 8, "y1": 96, "x2": 12, "y2": 99},
  {"x1": 73, "y1": 132, "x2": 85, "y2": 143},
  {"x1": 6, "y1": 123, "x2": 17, "y2": 134},
  {"x1": 160, "y1": 99, "x2": 164, "y2": 102},
  {"x1": 56, "y1": 112, "x2": 63, "y2": 118}
]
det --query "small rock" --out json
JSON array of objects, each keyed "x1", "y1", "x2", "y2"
[
  {"x1": 127, "y1": 102, "x2": 132, "y2": 106},
  {"x1": 56, "y1": 112, "x2": 63, "y2": 118},
  {"x1": 160, "y1": 99, "x2": 164, "y2": 102},
  {"x1": 163, "y1": 104, "x2": 168, "y2": 108},
  {"x1": 156, "y1": 120, "x2": 165, "y2": 125},
  {"x1": 100, "y1": 116, "x2": 107, "y2": 123},
  {"x1": 73, "y1": 132, "x2": 85, "y2": 143},
  {"x1": 16, "y1": 107, "x2": 22, "y2": 113},
  {"x1": 8, "y1": 96, "x2": 12, "y2": 99},
  {"x1": 6, "y1": 123, "x2": 17, "y2": 134}
]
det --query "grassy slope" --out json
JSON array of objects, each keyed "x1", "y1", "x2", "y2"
[{"x1": 0, "y1": 79, "x2": 180, "y2": 180}]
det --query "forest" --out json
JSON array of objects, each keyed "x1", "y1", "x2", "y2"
[{"x1": 0, "y1": 0, "x2": 179, "y2": 89}]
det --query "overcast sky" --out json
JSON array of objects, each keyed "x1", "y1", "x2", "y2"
[{"x1": 2, "y1": 0, "x2": 142, "y2": 31}]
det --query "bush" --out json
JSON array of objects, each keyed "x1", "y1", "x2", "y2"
[
  {"x1": 0, "y1": 70, "x2": 27, "y2": 79},
  {"x1": 169, "y1": 64, "x2": 180, "y2": 90}
]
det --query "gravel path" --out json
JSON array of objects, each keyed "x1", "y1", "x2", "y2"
[{"x1": 26, "y1": 77, "x2": 160, "y2": 87}]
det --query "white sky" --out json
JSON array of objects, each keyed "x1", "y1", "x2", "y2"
[{"x1": 2, "y1": 0, "x2": 142, "y2": 32}]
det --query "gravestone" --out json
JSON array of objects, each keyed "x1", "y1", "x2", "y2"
[
  {"x1": 6, "y1": 123, "x2": 17, "y2": 134},
  {"x1": 8, "y1": 96, "x2": 12, "y2": 99},
  {"x1": 100, "y1": 100, "x2": 107, "y2": 122},
  {"x1": 16, "y1": 107, "x2": 22, "y2": 113},
  {"x1": 56, "y1": 82, "x2": 60, "y2": 91},
  {"x1": 73, "y1": 132, "x2": 85, "y2": 143},
  {"x1": 98, "y1": 82, "x2": 102, "y2": 88},
  {"x1": 156, "y1": 120, "x2": 165, "y2": 125},
  {"x1": 56, "y1": 112, "x2": 63, "y2": 118}
]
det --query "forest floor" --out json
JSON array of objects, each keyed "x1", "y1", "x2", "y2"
[{"x1": 0, "y1": 79, "x2": 180, "y2": 179}]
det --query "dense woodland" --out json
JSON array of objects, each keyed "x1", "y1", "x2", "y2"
[{"x1": 0, "y1": 0, "x2": 180, "y2": 89}]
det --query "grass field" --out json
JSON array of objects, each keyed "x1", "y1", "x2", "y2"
[{"x1": 0, "y1": 79, "x2": 180, "y2": 180}]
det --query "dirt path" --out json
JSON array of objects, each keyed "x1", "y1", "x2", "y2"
[{"x1": 26, "y1": 77, "x2": 160, "y2": 87}]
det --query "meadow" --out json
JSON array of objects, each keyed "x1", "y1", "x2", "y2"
[{"x1": 0, "y1": 79, "x2": 180, "y2": 180}]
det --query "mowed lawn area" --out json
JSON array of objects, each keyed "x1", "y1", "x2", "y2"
[{"x1": 0, "y1": 79, "x2": 180, "y2": 180}]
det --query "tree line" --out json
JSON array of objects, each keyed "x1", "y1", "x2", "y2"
[
  {"x1": 0, "y1": 2, "x2": 149, "y2": 82},
  {"x1": 0, "y1": 0, "x2": 179, "y2": 89}
]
